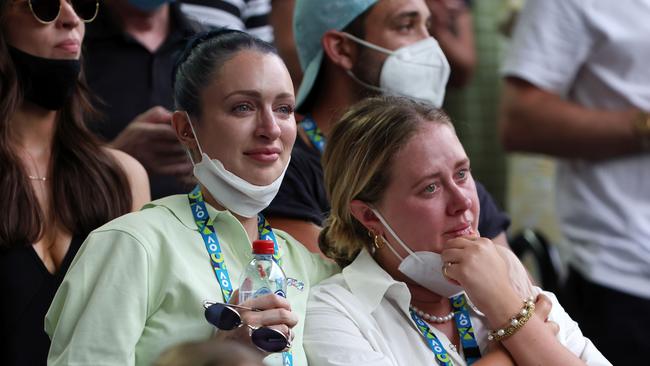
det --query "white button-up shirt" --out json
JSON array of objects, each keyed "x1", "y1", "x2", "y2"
[{"x1": 304, "y1": 249, "x2": 610, "y2": 365}]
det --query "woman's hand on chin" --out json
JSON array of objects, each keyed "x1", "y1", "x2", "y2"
[{"x1": 440, "y1": 236, "x2": 522, "y2": 324}]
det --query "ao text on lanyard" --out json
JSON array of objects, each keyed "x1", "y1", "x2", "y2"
[
  {"x1": 300, "y1": 116, "x2": 326, "y2": 153},
  {"x1": 188, "y1": 186, "x2": 292, "y2": 366},
  {"x1": 410, "y1": 293, "x2": 481, "y2": 365}
]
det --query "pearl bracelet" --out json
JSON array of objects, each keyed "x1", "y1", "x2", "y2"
[{"x1": 487, "y1": 297, "x2": 536, "y2": 342}]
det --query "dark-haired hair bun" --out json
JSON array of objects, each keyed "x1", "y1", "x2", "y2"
[
  {"x1": 172, "y1": 28, "x2": 245, "y2": 87},
  {"x1": 172, "y1": 28, "x2": 277, "y2": 117}
]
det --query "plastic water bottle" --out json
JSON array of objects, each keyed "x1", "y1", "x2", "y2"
[{"x1": 239, "y1": 240, "x2": 287, "y2": 303}]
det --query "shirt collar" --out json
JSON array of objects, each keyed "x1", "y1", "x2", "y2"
[
  {"x1": 343, "y1": 250, "x2": 488, "y2": 362},
  {"x1": 142, "y1": 194, "x2": 236, "y2": 231},
  {"x1": 342, "y1": 249, "x2": 412, "y2": 313}
]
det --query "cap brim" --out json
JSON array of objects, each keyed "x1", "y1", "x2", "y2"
[{"x1": 296, "y1": 50, "x2": 323, "y2": 112}]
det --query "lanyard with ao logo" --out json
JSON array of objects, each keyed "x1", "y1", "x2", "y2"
[
  {"x1": 188, "y1": 186, "x2": 293, "y2": 366},
  {"x1": 300, "y1": 115, "x2": 326, "y2": 154},
  {"x1": 410, "y1": 293, "x2": 481, "y2": 365}
]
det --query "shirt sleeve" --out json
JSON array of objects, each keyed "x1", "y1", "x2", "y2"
[
  {"x1": 498, "y1": 246, "x2": 536, "y2": 300},
  {"x1": 304, "y1": 287, "x2": 394, "y2": 366},
  {"x1": 476, "y1": 181, "x2": 511, "y2": 239},
  {"x1": 241, "y1": 0, "x2": 273, "y2": 42},
  {"x1": 179, "y1": 0, "x2": 245, "y2": 30},
  {"x1": 501, "y1": 0, "x2": 594, "y2": 95},
  {"x1": 276, "y1": 230, "x2": 340, "y2": 285},
  {"x1": 45, "y1": 229, "x2": 150, "y2": 366},
  {"x1": 179, "y1": 0, "x2": 273, "y2": 42},
  {"x1": 543, "y1": 291, "x2": 613, "y2": 366},
  {"x1": 307, "y1": 253, "x2": 340, "y2": 286}
]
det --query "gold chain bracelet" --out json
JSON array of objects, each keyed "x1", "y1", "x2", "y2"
[{"x1": 487, "y1": 297, "x2": 536, "y2": 342}]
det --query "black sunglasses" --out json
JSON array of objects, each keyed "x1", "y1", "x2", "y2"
[
  {"x1": 28, "y1": 0, "x2": 99, "y2": 24},
  {"x1": 203, "y1": 301, "x2": 291, "y2": 353}
]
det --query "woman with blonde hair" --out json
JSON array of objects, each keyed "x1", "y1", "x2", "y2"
[{"x1": 303, "y1": 96, "x2": 610, "y2": 365}]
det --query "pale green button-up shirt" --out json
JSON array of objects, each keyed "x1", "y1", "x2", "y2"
[{"x1": 45, "y1": 195, "x2": 339, "y2": 366}]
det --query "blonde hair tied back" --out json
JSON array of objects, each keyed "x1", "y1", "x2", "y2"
[{"x1": 319, "y1": 96, "x2": 453, "y2": 267}]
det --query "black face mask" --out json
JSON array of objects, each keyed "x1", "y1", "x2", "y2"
[{"x1": 8, "y1": 46, "x2": 81, "y2": 111}]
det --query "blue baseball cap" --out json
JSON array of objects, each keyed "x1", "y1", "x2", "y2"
[{"x1": 293, "y1": 0, "x2": 379, "y2": 110}]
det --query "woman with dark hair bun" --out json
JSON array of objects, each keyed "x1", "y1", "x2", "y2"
[
  {"x1": 46, "y1": 29, "x2": 338, "y2": 366},
  {"x1": 0, "y1": 0, "x2": 150, "y2": 365}
]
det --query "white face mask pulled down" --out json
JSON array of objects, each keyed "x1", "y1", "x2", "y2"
[
  {"x1": 185, "y1": 113, "x2": 289, "y2": 218},
  {"x1": 343, "y1": 33, "x2": 451, "y2": 108},
  {"x1": 371, "y1": 208, "x2": 464, "y2": 298}
]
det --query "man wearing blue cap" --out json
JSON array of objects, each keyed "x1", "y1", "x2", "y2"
[{"x1": 265, "y1": 0, "x2": 511, "y2": 253}]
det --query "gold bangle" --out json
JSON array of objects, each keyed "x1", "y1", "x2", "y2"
[{"x1": 487, "y1": 297, "x2": 535, "y2": 342}]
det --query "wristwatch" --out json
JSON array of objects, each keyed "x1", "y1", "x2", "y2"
[{"x1": 634, "y1": 112, "x2": 650, "y2": 151}]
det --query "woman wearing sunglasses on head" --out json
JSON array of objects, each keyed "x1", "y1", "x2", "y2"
[
  {"x1": 45, "y1": 29, "x2": 339, "y2": 366},
  {"x1": 303, "y1": 96, "x2": 611, "y2": 366},
  {"x1": 0, "y1": 0, "x2": 150, "y2": 365}
]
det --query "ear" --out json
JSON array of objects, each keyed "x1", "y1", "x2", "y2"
[
  {"x1": 171, "y1": 111, "x2": 197, "y2": 148},
  {"x1": 350, "y1": 200, "x2": 383, "y2": 235},
  {"x1": 322, "y1": 30, "x2": 358, "y2": 71}
]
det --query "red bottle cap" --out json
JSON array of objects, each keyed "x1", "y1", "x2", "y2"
[{"x1": 252, "y1": 240, "x2": 275, "y2": 255}]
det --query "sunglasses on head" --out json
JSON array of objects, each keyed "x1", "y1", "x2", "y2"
[
  {"x1": 28, "y1": 0, "x2": 99, "y2": 24},
  {"x1": 203, "y1": 301, "x2": 291, "y2": 353}
]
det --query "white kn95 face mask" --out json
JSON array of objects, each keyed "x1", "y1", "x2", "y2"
[
  {"x1": 343, "y1": 34, "x2": 451, "y2": 108},
  {"x1": 371, "y1": 208, "x2": 464, "y2": 298}
]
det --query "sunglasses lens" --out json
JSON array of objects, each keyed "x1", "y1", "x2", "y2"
[
  {"x1": 71, "y1": 0, "x2": 98, "y2": 21},
  {"x1": 251, "y1": 327, "x2": 288, "y2": 353},
  {"x1": 204, "y1": 304, "x2": 241, "y2": 330},
  {"x1": 30, "y1": 0, "x2": 59, "y2": 22}
]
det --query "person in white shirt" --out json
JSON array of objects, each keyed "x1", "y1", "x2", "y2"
[
  {"x1": 499, "y1": 0, "x2": 650, "y2": 363},
  {"x1": 303, "y1": 95, "x2": 610, "y2": 366}
]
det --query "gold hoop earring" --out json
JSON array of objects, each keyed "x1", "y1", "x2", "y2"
[
  {"x1": 373, "y1": 234, "x2": 384, "y2": 250},
  {"x1": 367, "y1": 230, "x2": 383, "y2": 255}
]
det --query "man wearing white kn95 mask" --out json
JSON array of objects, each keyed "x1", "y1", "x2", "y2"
[{"x1": 265, "y1": 0, "x2": 512, "y2": 258}]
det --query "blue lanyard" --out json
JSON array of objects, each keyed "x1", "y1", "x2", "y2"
[
  {"x1": 450, "y1": 294, "x2": 481, "y2": 364},
  {"x1": 410, "y1": 310, "x2": 454, "y2": 366},
  {"x1": 258, "y1": 213, "x2": 282, "y2": 267},
  {"x1": 188, "y1": 186, "x2": 293, "y2": 366},
  {"x1": 410, "y1": 294, "x2": 481, "y2": 365},
  {"x1": 300, "y1": 115, "x2": 326, "y2": 153}
]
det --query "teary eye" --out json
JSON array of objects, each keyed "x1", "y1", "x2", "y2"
[{"x1": 424, "y1": 182, "x2": 439, "y2": 194}]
